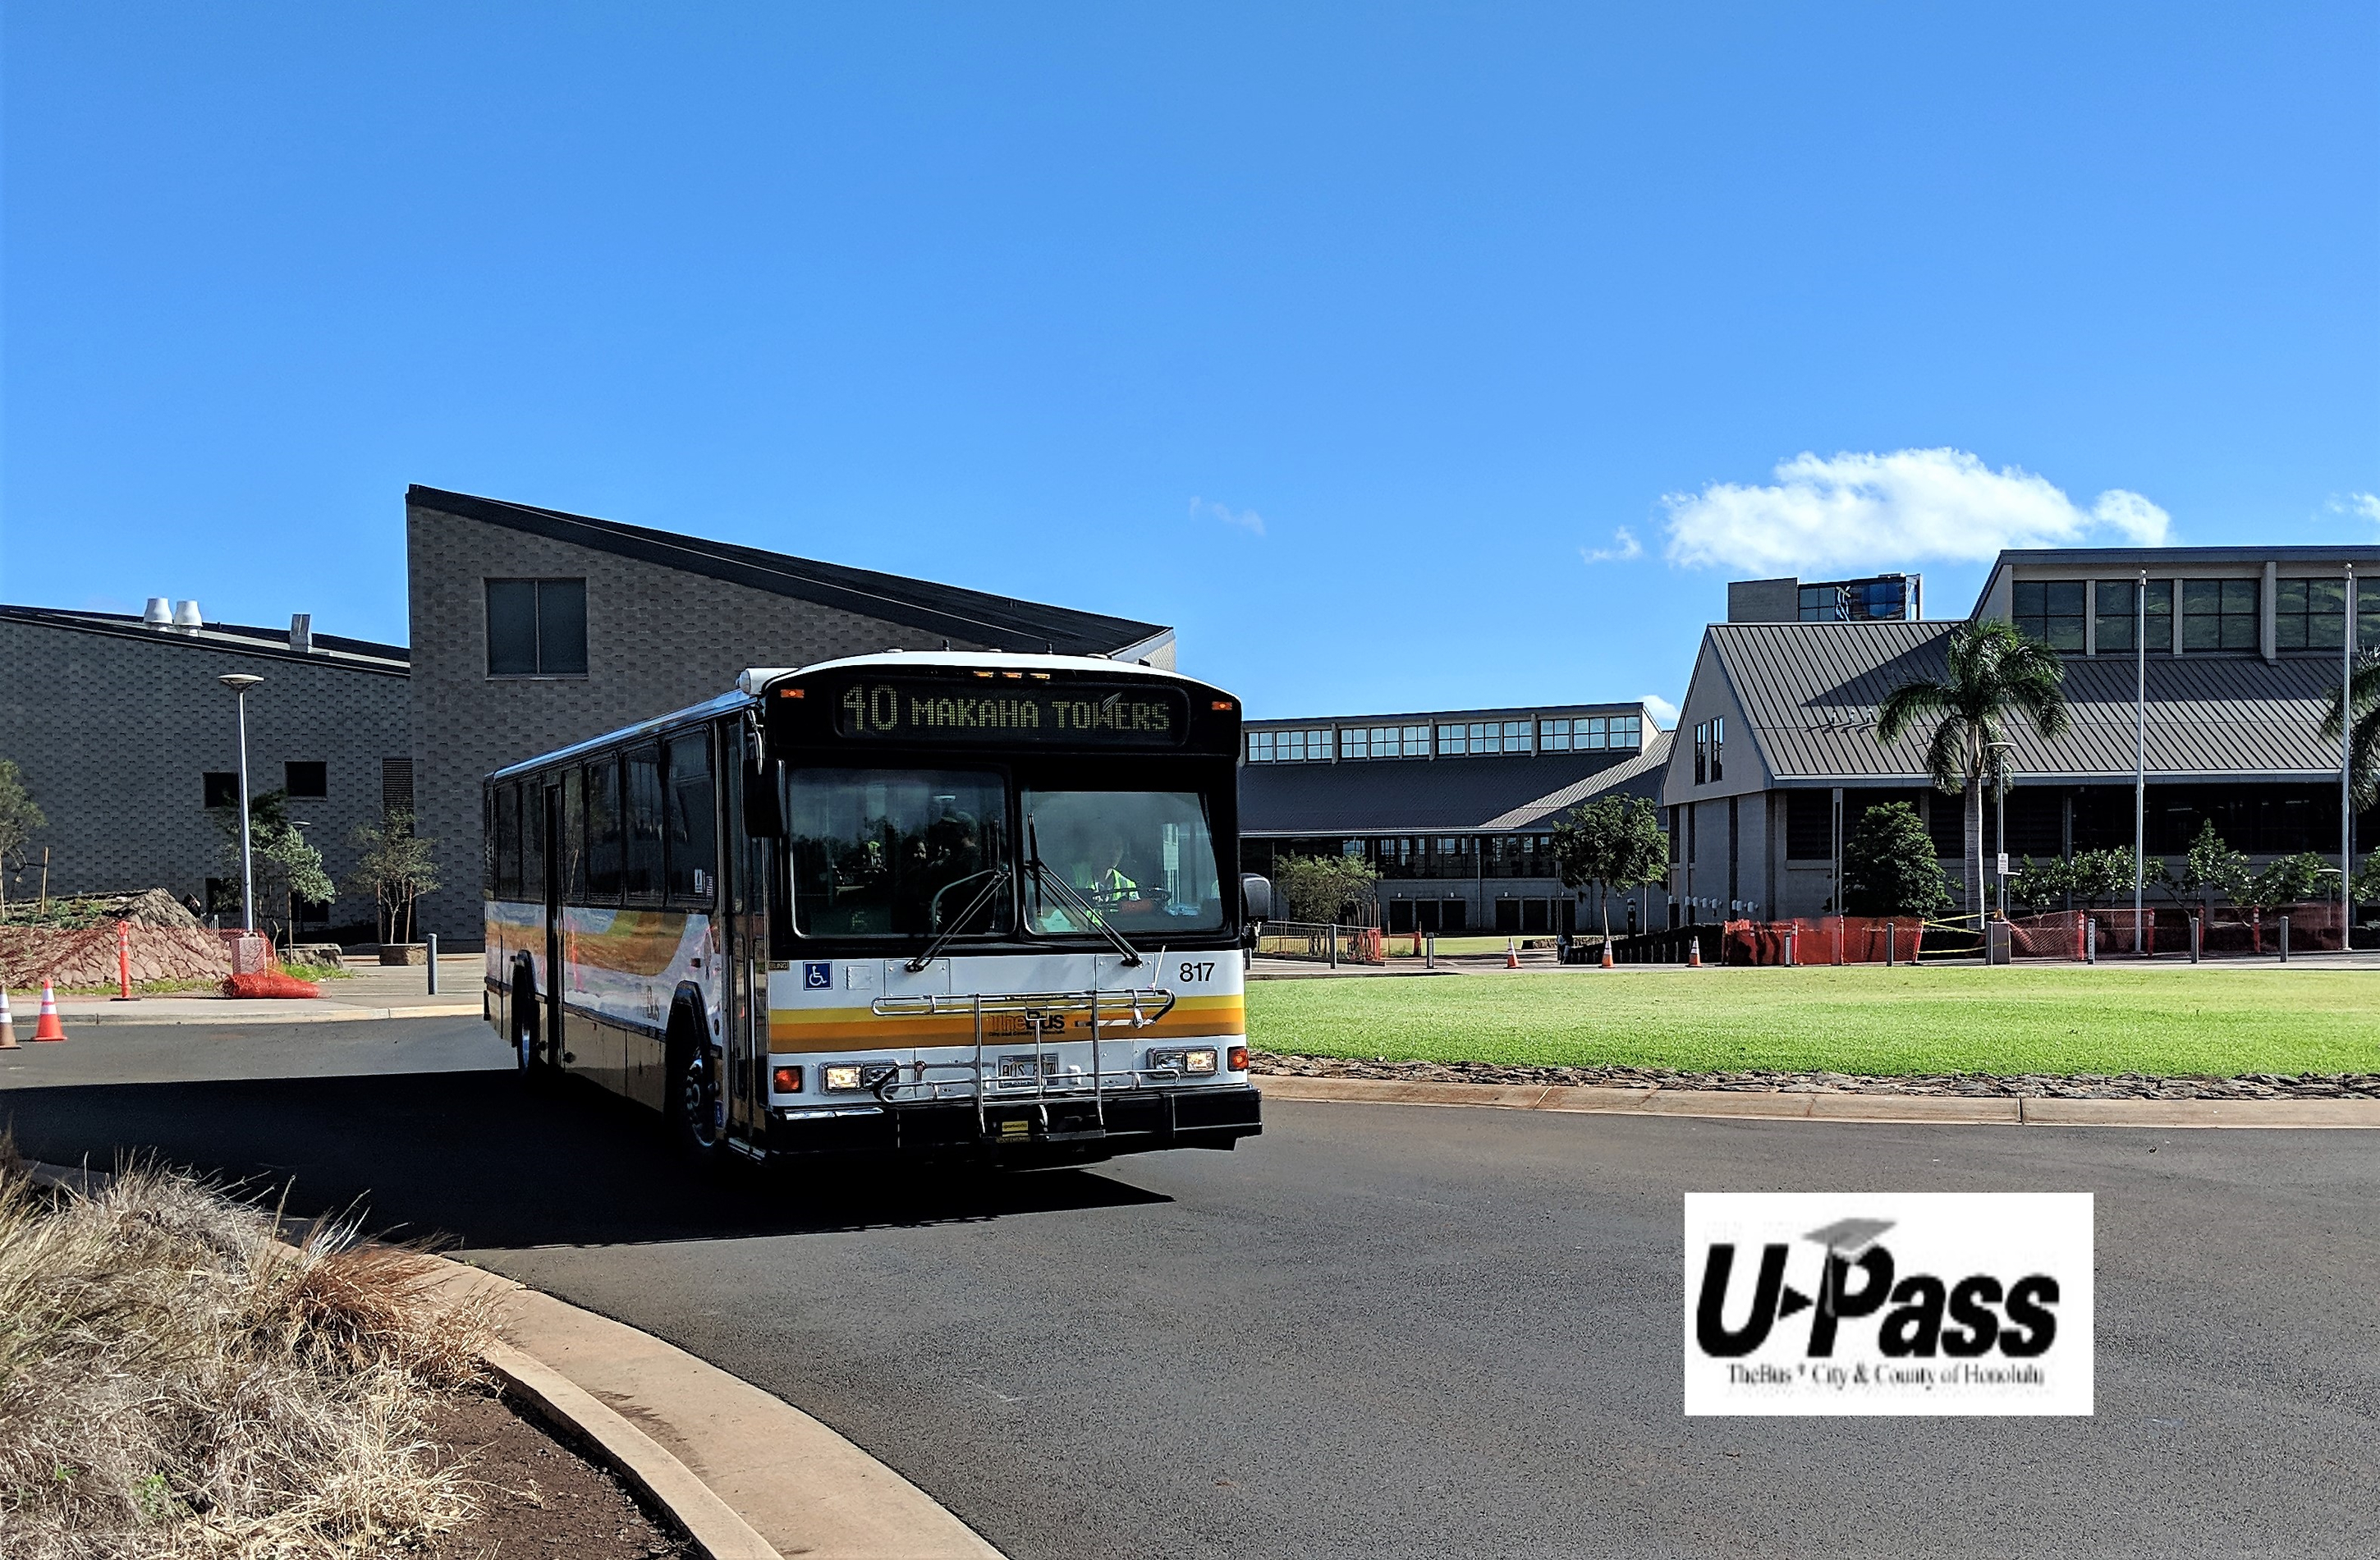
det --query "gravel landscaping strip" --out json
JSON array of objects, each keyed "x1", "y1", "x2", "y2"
[{"x1": 1249, "y1": 1051, "x2": 2380, "y2": 1099}]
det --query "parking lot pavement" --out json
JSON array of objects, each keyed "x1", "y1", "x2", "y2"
[{"x1": 4, "y1": 1018, "x2": 2375, "y2": 1558}]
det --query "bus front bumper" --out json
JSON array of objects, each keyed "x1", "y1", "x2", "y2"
[{"x1": 764, "y1": 1084, "x2": 1263, "y2": 1161}]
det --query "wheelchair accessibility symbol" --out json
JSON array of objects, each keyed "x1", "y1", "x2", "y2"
[{"x1": 803, "y1": 961, "x2": 832, "y2": 990}]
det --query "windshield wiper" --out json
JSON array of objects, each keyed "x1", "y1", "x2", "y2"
[
  {"x1": 907, "y1": 866, "x2": 1012, "y2": 973},
  {"x1": 1025, "y1": 814, "x2": 1143, "y2": 967}
]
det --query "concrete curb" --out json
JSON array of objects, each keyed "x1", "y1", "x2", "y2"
[
  {"x1": 429, "y1": 1259, "x2": 1007, "y2": 1560},
  {"x1": 479, "y1": 1331, "x2": 780, "y2": 1560},
  {"x1": 42, "y1": 1001, "x2": 483, "y2": 1026},
  {"x1": 1254, "y1": 1073, "x2": 2380, "y2": 1128}
]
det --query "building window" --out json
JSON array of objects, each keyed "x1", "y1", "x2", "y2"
[
  {"x1": 1693, "y1": 718, "x2": 1724, "y2": 785},
  {"x1": 379, "y1": 757, "x2": 414, "y2": 819},
  {"x1": 2275, "y1": 578, "x2": 2348, "y2": 651},
  {"x1": 2094, "y1": 580, "x2": 2173, "y2": 654},
  {"x1": 2181, "y1": 579, "x2": 2258, "y2": 652},
  {"x1": 1613, "y1": 715, "x2": 1641, "y2": 749},
  {"x1": 1785, "y1": 791, "x2": 1833, "y2": 860},
  {"x1": 203, "y1": 772, "x2": 240, "y2": 810},
  {"x1": 2012, "y1": 581, "x2": 2086, "y2": 651},
  {"x1": 284, "y1": 761, "x2": 328, "y2": 798},
  {"x1": 1438, "y1": 721, "x2": 1534, "y2": 756},
  {"x1": 1247, "y1": 728, "x2": 1332, "y2": 763},
  {"x1": 1337, "y1": 723, "x2": 1428, "y2": 759},
  {"x1": 486, "y1": 578, "x2": 589, "y2": 677}
]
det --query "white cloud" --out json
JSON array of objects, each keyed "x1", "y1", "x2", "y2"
[
  {"x1": 1661, "y1": 448, "x2": 2170, "y2": 576},
  {"x1": 1579, "y1": 526, "x2": 1643, "y2": 565},
  {"x1": 2330, "y1": 492, "x2": 2380, "y2": 525},
  {"x1": 1641, "y1": 694, "x2": 1680, "y2": 729},
  {"x1": 1190, "y1": 495, "x2": 1264, "y2": 537}
]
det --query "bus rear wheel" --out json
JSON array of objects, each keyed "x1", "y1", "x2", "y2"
[{"x1": 512, "y1": 971, "x2": 554, "y2": 1092}]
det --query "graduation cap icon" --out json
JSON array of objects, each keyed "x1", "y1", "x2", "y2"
[{"x1": 1803, "y1": 1217, "x2": 1896, "y2": 1257}]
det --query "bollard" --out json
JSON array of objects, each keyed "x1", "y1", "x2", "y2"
[
  {"x1": 1783, "y1": 932, "x2": 1795, "y2": 968},
  {"x1": 2189, "y1": 915, "x2": 2200, "y2": 964},
  {"x1": 426, "y1": 932, "x2": 439, "y2": 993},
  {"x1": 2279, "y1": 915, "x2": 2289, "y2": 963},
  {"x1": 2085, "y1": 918, "x2": 2097, "y2": 964},
  {"x1": 1328, "y1": 925, "x2": 1339, "y2": 970},
  {"x1": 1424, "y1": 934, "x2": 1435, "y2": 970},
  {"x1": 1886, "y1": 922, "x2": 1896, "y2": 966},
  {"x1": 112, "y1": 919, "x2": 138, "y2": 1002}
]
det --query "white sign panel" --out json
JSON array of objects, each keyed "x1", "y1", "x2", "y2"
[{"x1": 1684, "y1": 1193, "x2": 2093, "y2": 1415}]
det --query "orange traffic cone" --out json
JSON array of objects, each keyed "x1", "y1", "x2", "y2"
[
  {"x1": 1687, "y1": 937, "x2": 1703, "y2": 969},
  {"x1": 32, "y1": 980, "x2": 66, "y2": 1041},
  {"x1": 1600, "y1": 942, "x2": 1614, "y2": 969},
  {"x1": 0, "y1": 989, "x2": 18, "y2": 1048},
  {"x1": 1505, "y1": 938, "x2": 1520, "y2": 969}
]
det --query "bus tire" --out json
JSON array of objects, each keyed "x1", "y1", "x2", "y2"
[
  {"x1": 512, "y1": 966, "x2": 554, "y2": 1092},
  {"x1": 666, "y1": 1005, "x2": 727, "y2": 1170}
]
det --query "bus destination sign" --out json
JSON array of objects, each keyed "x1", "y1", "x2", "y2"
[{"x1": 831, "y1": 678, "x2": 1190, "y2": 747}]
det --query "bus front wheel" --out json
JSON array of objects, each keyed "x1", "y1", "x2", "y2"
[{"x1": 667, "y1": 1013, "x2": 727, "y2": 1170}]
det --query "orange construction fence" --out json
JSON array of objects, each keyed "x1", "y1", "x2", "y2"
[{"x1": 1721, "y1": 916, "x2": 1928, "y2": 966}]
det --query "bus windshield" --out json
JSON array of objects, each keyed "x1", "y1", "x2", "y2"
[
  {"x1": 1022, "y1": 788, "x2": 1227, "y2": 936},
  {"x1": 788, "y1": 769, "x2": 1010, "y2": 938}
]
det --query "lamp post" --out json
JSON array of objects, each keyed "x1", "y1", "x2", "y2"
[
  {"x1": 218, "y1": 674, "x2": 264, "y2": 933},
  {"x1": 2134, "y1": 568, "x2": 2147, "y2": 957},
  {"x1": 1987, "y1": 739, "x2": 2015, "y2": 918},
  {"x1": 2344, "y1": 562, "x2": 2356, "y2": 947}
]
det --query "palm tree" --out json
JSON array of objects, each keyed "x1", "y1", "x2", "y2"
[
  {"x1": 1876, "y1": 620, "x2": 2071, "y2": 920},
  {"x1": 2319, "y1": 650, "x2": 2380, "y2": 811}
]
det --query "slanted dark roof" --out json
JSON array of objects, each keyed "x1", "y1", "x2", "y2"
[
  {"x1": 0, "y1": 604, "x2": 409, "y2": 675},
  {"x1": 1484, "y1": 731, "x2": 1674, "y2": 828},
  {"x1": 408, "y1": 485, "x2": 1167, "y2": 658},
  {"x1": 1705, "y1": 621, "x2": 2350, "y2": 784},
  {"x1": 1240, "y1": 746, "x2": 1653, "y2": 835}
]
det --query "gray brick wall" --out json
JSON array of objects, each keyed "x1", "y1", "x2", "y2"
[
  {"x1": 406, "y1": 500, "x2": 1006, "y2": 947},
  {"x1": 0, "y1": 617, "x2": 407, "y2": 925}
]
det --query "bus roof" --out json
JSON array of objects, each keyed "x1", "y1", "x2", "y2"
[{"x1": 488, "y1": 650, "x2": 1216, "y2": 782}]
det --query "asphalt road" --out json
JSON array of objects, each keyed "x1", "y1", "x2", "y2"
[{"x1": 5, "y1": 1018, "x2": 2376, "y2": 1558}]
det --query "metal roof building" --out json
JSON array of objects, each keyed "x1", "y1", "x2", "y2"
[{"x1": 1664, "y1": 544, "x2": 2380, "y2": 923}]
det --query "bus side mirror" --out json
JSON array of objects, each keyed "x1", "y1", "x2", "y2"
[
  {"x1": 1240, "y1": 874, "x2": 1272, "y2": 924},
  {"x1": 742, "y1": 761, "x2": 783, "y2": 837}
]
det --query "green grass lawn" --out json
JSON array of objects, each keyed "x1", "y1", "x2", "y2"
[{"x1": 1246, "y1": 966, "x2": 2380, "y2": 1077}]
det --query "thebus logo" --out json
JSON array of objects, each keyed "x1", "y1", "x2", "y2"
[{"x1": 1683, "y1": 1193, "x2": 2093, "y2": 1416}]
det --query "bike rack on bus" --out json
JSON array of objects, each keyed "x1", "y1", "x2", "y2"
[{"x1": 867, "y1": 987, "x2": 1181, "y2": 1139}]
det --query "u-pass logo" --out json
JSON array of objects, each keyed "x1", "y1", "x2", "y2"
[{"x1": 1684, "y1": 1194, "x2": 2093, "y2": 1416}]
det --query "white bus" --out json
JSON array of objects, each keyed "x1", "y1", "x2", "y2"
[{"x1": 482, "y1": 652, "x2": 1265, "y2": 1168}]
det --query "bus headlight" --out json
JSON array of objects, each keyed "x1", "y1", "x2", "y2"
[
  {"x1": 822, "y1": 1064, "x2": 864, "y2": 1092},
  {"x1": 1147, "y1": 1048, "x2": 1218, "y2": 1076}
]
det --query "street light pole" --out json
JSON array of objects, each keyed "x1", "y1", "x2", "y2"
[
  {"x1": 2134, "y1": 569, "x2": 2147, "y2": 957},
  {"x1": 2345, "y1": 563, "x2": 2356, "y2": 946},
  {"x1": 1988, "y1": 739, "x2": 2015, "y2": 916},
  {"x1": 219, "y1": 674, "x2": 264, "y2": 934}
]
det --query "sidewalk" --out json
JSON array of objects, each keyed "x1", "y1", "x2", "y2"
[{"x1": 37, "y1": 955, "x2": 485, "y2": 1025}]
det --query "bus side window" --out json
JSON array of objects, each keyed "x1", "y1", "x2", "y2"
[
  {"x1": 561, "y1": 768, "x2": 587, "y2": 903},
  {"x1": 493, "y1": 783, "x2": 521, "y2": 902},
  {"x1": 666, "y1": 730, "x2": 716, "y2": 905},
  {"x1": 521, "y1": 782, "x2": 548, "y2": 903},
  {"x1": 587, "y1": 759, "x2": 624, "y2": 900},
  {"x1": 625, "y1": 747, "x2": 665, "y2": 900}
]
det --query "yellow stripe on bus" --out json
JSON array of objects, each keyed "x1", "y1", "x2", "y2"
[{"x1": 766, "y1": 995, "x2": 1246, "y2": 1051}]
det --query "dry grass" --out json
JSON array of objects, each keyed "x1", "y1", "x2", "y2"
[{"x1": 0, "y1": 1143, "x2": 495, "y2": 1558}]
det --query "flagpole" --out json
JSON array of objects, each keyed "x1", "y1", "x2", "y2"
[
  {"x1": 2346, "y1": 563, "x2": 2356, "y2": 944},
  {"x1": 2135, "y1": 569, "x2": 2147, "y2": 957}
]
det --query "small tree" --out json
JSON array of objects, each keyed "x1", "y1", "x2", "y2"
[
  {"x1": 2006, "y1": 855, "x2": 2072, "y2": 911},
  {"x1": 1838, "y1": 802, "x2": 1952, "y2": 919},
  {"x1": 2063, "y1": 847, "x2": 2139, "y2": 910},
  {"x1": 348, "y1": 810, "x2": 440, "y2": 945},
  {"x1": 1549, "y1": 795, "x2": 1670, "y2": 941},
  {"x1": 2151, "y1": 822, "x2": 2248, "y2": 913},
  {"x1": 1273, "y1": 853, "x2": 1381, "y2": 924},
  {"x1": 0, "y1": 759, "x2": 45, "y2": 918},
  {"x1": 217, "y1": 789, "x2": 335, "y2": 945}
]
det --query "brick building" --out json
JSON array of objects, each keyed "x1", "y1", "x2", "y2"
[
  {"x1": 404, "y1": 486, "x2": 1176, "y2": 945},
  {"x1": 0, "y1": 603, "x2": 409, "y2": 934}
]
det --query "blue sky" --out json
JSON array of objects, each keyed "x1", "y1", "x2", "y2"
[{"x1": 6, "y1": 3, "x2": 2377, "y2": 724}]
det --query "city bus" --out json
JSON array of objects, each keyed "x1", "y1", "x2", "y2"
[{"x1": 481, "y1": 651, "x2": 1264, "y2": 1168}]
